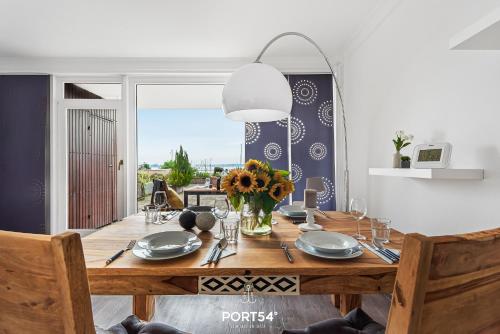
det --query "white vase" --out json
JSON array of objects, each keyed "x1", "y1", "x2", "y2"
[{"x1": 393, "y1": 152, "x2": 402, "y2": 168}]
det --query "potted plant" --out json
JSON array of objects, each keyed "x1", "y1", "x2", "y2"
[
  {"x1": 221, "y1": 159, "x2": 294, "y2": 236},
  {"x1": 392, "y1": 130, "x2": 413, "y2": 168},
  {"x1": 167, "y1": 146, "x2": 194, "y2": 193},
  {"x1": 401, "y1": 156, "x2": 411, "y2": 168}
]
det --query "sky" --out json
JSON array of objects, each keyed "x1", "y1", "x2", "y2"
[{"x1": 137, "y1": 109, "x2": 244, "y2": 166}]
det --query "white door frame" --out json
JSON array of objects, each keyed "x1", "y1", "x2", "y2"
[
  {"x1": 125, "y1": 74, "x2": 230, "y2": 216},
  {"x1": 51, "y1": 76, "x2": 126, "y2": 233}
]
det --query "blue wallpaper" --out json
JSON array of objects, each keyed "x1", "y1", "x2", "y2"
[
  {"x1": 288, "y1": 74, "x2": 336, "y2": 210},
  {"x1": 245, "y1": 74, "x2": 336, "y2": 210}
]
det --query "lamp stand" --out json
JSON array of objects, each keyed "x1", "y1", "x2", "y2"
[
  {"x1": 299, "y1": 208, "x2": 323, "y2": 232},
  {"x1": 256, "y1": 32, "x2": 350, "y2": 211}
]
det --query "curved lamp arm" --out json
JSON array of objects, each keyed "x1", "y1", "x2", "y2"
[{"x1": 255, "y1": 32, "x2": 349, "y2": 211}]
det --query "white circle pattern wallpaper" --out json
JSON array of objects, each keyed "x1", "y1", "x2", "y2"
[
  {"x1": 264, "y1": 142, "x2": 282, "y2": 161},
  {"x1": 292, "y1": 80, "x2": 318, "y2": 105},
  {"x1": 245, "y1": 122, "x2": 261, "y2": 144},
  {"x1": 245, "y1": 75, "x2": 336, "y2": 210},
  {"x1": 318, "y1": 99, "x2": 334, "y2": 127},
  {"x1": 309, "y1": 142, "x2": 327, "y2": 160}
]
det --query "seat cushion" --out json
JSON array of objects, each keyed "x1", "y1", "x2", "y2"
[
  {"x1": 101, "y1": 315, "x2": 189, "y2": 334},
  {"x1": 282, "y1": 308, "x2": 385, "y2": 334},
  {"x1": 122, "y1": 315, "x2": 188, "y2": 334},
  {"x1": 166, "y1": 188, "x2": 184, "y2": 209}
]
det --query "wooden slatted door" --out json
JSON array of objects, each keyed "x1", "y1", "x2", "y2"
[{"x1": 68, "y1": 109, "x2": 117, "y2": 229}]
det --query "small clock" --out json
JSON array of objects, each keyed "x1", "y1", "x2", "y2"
[{"x1": 412, "y1": 143, "x2": 452, "y2": 169}]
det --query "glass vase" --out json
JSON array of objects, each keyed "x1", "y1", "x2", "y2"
[{"x1": 240, "y1": 201, "x2": 272, "y2": 236}]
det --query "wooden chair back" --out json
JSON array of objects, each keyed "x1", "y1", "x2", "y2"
[
  {"x1": 386, "y1": 228, "x2": 500, "y2": 334},
  {"x1": 0, "y1": 231, "x2": 95, "y2": 334}
]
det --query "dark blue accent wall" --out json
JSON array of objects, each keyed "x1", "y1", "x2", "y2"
[
  {"x1": 244, "y1": 74, "x2": 336, "y2": 210},
  {"x1": 0, "y1": 75, "x2": 50, "y2": 233}
]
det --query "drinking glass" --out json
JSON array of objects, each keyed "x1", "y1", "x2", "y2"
[
  {"x1": 371, "y1": 218, "x2": 391, "y2": 245},
  {"x1": 222, "y1": 218, "x2": 239, "y2": 244},
  {"x1": 144, "y1": 205, "x2": 158, "y2": 223},
  {"x1": 153, "y1": 191, "x2": 167, "y2": 224},
  {"x1": 213, "y1": 198, "x2": 229, "y2": 239},
  {"x1": 350, "y1": 198, "x2": 367, "y2": 240}
]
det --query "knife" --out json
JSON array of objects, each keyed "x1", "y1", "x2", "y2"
[{"x1": 360, "y1": 242, "x2": 395, "y2": 264}]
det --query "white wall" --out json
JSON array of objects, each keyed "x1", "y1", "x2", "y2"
[{"x1": 344, "y1": 0, "x2": 500, "y2": 235}]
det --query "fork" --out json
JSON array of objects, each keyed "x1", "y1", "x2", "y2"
[
  {"x1": 280, "y1": 242, "x2": 294, "y2": 263},
  {"x1": 106, "y1": 240, "x2": 136, "y2": 265}
]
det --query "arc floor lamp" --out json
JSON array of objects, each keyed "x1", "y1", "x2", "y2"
[{"x1": 222, "y1": 32, "x2": 349, "y2": 211}]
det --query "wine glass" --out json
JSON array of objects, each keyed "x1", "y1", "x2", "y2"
[
  {"x1": 213, "y1": 198, "x2": 229, "y2": 239},
  {"x1": 350, "y1": 198, "x2": 367, "y2": 240},
  {"x1": 153, "y1": 191, "x2": 167, "y2": 224}
]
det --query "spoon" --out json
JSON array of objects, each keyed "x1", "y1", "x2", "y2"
[{"x1": 213, "y1": 238, "x2": 228, "y2": 264}]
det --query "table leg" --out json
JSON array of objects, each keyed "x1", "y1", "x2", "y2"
[
  {"x1": 183, "y1": 193, "x2": 188, "y2": 207},
  {"x1": 331, "y1": 294, "x2": 341, "y2": 308},
  {"x1": 339, "y1": 294, "x2": 361, "y2": 316},
  {"x1": 133, "y1": 295, "x2": 156, "y2": 321},
  {"x1": 196, "y1": 195, "x2": 200, "y2": 206}
]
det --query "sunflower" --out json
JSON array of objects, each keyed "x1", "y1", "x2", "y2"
[
  {"x1": 222, "y1": 169, "x2": 240, "y2": 196},
  {"x1": 237, "y1": 170, "x2": 257, "y2": 193},
  {"x1": 283, "y1": 180, "x2": 295, "y2": 194},
  {"x1": 273, "y1": 172, "x2": 284, "y2": 183},
  {"x1": 255, "y1": 172, "x2": 271, "y2": 192},
  {"x1": 245, "y1": 159, "x2": 263, "y2": 172},
  {"x1": 269, "y1": 183, "x2": 287, "y2": 202}
]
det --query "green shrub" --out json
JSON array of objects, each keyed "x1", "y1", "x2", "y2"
[
  {"x1": 213, "y1": 167, "x2": 224, "y2": 176},
  {"x1": 168, "y1": 146, "x2": 194, "y2": 187},
  {"x1": 194, "y1": 171, "x2": 210, "y2": 178},
  {"x1": 139, "y1": 162, "x2": 151, "y2": 170},
  {"x1": 137, "y1": 170, "x2": 151, "y2": 185},
  {"x1": 161, "y1": 160, "x2": 175, "y2": 169}
]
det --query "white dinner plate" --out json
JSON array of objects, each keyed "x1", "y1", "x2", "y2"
[
  {"x1": 133, "y1": 234, "x2": 202, "y2": 260},
  {"x1": 299, "y1": 231, "x2": 359, "y2": 253},
  {"x1": 137, "y1": 231, "x2": 191, "y2": 253},
  {"x1": 295, "y1": 239, "x2": 363, "y2": 260}
]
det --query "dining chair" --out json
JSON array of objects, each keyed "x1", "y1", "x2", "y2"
[
  {"x1": 282, "y1": 227, "x2": 500, "y2": 334},
  {"x1": 0, "y1": 230, "x2": 188, "y2": 334}
]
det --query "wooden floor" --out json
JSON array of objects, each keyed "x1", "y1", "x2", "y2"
[{"x1": 92, "y1": 294, "x2": 391, "y2": 333}]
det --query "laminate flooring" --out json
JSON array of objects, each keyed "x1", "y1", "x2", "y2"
[{"x1": 92, "y1": 294, "x2": 391, "y2": 333}]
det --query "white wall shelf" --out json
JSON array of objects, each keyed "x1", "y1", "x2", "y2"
[
  {"x1": 450, "y1": 7, "x2": 500, "y2": 50},
  {"x1": 369, "y1": 168, "x2": 484, "y2": 180}
]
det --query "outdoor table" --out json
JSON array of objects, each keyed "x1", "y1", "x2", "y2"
[{"x1": 183, "y1": 186, "x2": 226, "y2": 207}]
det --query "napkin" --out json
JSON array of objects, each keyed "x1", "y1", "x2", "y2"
[
  {"x1": 360, "y1": 242, "x2": 400, "y2": 264},
  {"x1": 200, "y1": 244, "x2": 236, "y2": 266}
]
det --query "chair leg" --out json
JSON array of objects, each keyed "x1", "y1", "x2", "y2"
[
  {"x1": 133, "y1": 295, "x2": 156, "y2": 321},
  {"x1": 331, "y1": 294, "x2": 341, "y2": 308},
  {"x1": 339, "y1": 294, "x2": 361, "y2": 316}
]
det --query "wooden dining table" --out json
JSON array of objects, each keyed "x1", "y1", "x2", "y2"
[{"x1": 82, "y1": 211, "x2": 404, "y2": 321}]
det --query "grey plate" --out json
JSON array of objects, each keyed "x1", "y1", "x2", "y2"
[
  {"x1": 295, "y1": 239, "x2": 363, "y2": 260},
  {"x1": 137, "y1": 231, "x2": 191, "y2": 253},
  {"x1": 299, "y1": 231, "x2": 359, "y2": 253},
  {"x1": 132, "y1": 234, "x2": 202, "y2": 261},
  {"x1": 279, "y1": 205, "x2": 307, "y2": 217}
]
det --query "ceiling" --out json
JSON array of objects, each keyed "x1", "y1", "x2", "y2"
[{"x1": 0, "y1": 0, "x2": 387, "y2": 59}]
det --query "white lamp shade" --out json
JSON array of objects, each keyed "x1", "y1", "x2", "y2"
[{"x1": 222, "y1": 63, "x2": 292, "y2": 122}]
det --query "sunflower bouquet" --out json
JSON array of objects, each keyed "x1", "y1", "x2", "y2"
[{"x1": 221, "y1": 159, "x2": 294, "y2": 236}]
